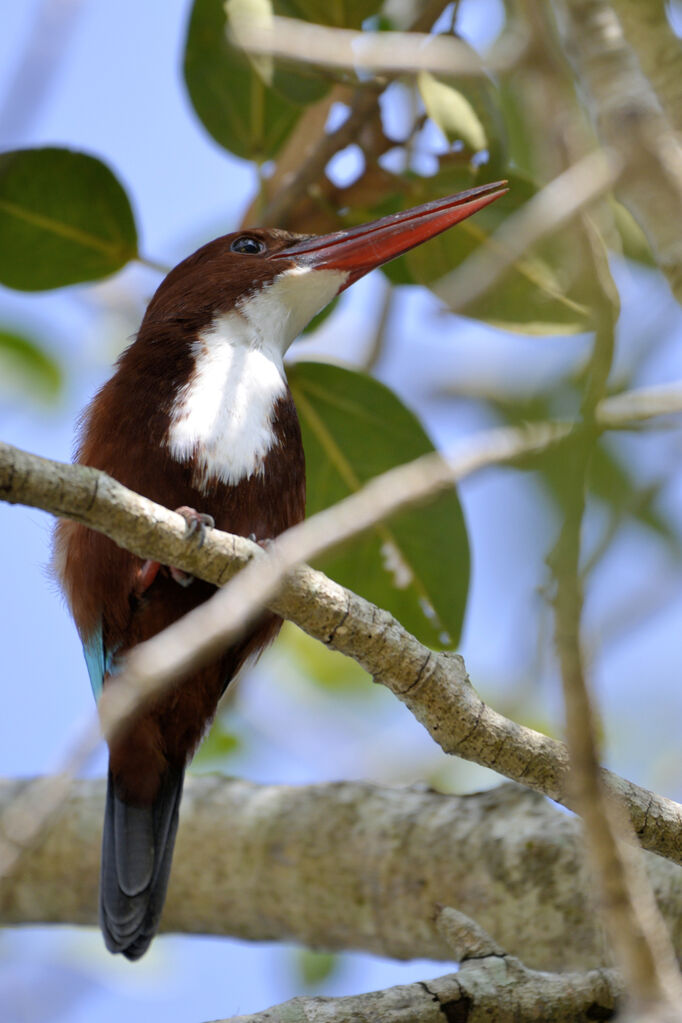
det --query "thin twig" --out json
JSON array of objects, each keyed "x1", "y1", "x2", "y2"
[
  {"x1": 257, "y1": 87, "x2": 381, "y2": 227},
  {"x1": 551, "y1": 312, "x2": 682, "y2": 1015}
]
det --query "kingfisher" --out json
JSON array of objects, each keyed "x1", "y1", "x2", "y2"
[{"x1": 53, "y1": 182, "x2": 507, "y2": 959}]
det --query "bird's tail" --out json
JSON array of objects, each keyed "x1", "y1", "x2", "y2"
[{"x1": 99, "y1": 764, "x2": 185, "y2": 960}]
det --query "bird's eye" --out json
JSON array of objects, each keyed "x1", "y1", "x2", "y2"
[{"x1": 230, "y1": 236, "x2": 266, "y2": 255}]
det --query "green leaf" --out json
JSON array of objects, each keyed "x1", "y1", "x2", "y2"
[
  {"x1": 487, "y1": 385, "x2": 678, "y2": 548},
  {"x1": 405, "y1": 169, "x2": 593, "y2": 334},
  {"x1": 0, "y1": 329, "x2": 62, "y2": 400},
  {"x1": 0, "y1": 148, "x2": 137, "y2": 291},
  {"x1": 496, "y1": 79, "x2": 541, "y2": 181},
  {"x1": 184, "y1": 0, "x2": 302, "y2": 162},
  {"x1": 418, "y1": 71, "x2": 487, "y2": 153},
  {"x1": 289, "y1": 361, "x2": 470, "y2": 649},
  {"x1": 609, "y1": 198, "x2": 655, "y2": 267},
  {"x1": 295, "y1": 948, "x2": 338, "y2": 987},
  {"x1": 227, "y1": 0, "x2": 329, "y2": 105}
]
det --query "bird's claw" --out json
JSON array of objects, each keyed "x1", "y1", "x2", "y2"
[
  {"x1": 165, "y1": 506, "x2": 215, "y2": 587},
  {"x1": 175, "y1": 506, "x2": 215, "y2": 548}
]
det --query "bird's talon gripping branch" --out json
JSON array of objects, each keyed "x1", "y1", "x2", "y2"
[{"x1": 175, "y1": 505, "x2": 215, "y2": 547}]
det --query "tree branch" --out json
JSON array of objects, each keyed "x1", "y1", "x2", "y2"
[
  {"x1": 3, "y1": 778, "x2": 681, "y2": 973},
  {"x1": 610, "y1": 0, "x2": 682, "y2": 134},
  {"x1": 211, "y1": 962, "x2": 621, "y2": 1023},
  {"x1": 555, "y1": 0, "x2": 682, "y2": 301},
  {"x1": 240, "y1": 0, "x2": 452, "y2": 229}
]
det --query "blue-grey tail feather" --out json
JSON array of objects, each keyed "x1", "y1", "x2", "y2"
[{"x1": 100, "y1": 765, "x2": 185, "y2": 960}]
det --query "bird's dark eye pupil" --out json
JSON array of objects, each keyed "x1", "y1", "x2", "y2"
[{"x1": 231, "y1": 236, "x2": 265, "y2": 255}]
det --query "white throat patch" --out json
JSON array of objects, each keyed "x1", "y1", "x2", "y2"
[{"x1": 166, "y1": 264, "x2": 347, "y2": 488}]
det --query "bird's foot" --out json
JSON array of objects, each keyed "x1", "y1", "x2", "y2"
[
  {"x1": 167, "y1": 506, "x2": 215, "y2": 587},
  {"x1": 176, "y1": 506, "x2": 215, "y2": 548}
]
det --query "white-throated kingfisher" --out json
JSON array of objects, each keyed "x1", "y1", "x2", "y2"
[{"x1": 54, "y1": 181, "x2": 507, "y2": 959}]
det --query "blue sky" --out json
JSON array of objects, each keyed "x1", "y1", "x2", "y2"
[{"x1": 1, "y1": 2, "x2": 681, "y2": 1020}]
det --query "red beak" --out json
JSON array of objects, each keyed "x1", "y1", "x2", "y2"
[{"x1": 272, "y1": 181, "x2": 507, "y2": 287}]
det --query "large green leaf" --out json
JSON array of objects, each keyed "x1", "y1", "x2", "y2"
[
  {"x1": 288, "y1": 361, "x2": 470, "y2": 649},
  {"x1": 184, "y1": 0, "x2": 319, "y2": 160},
  {"x1": 0, "y1": 329, "x2": 62, "y2": 400},
  {"x1": 405, "y1": 169, "x2": 594, "y2": 334},
  {"x1": 0, "y1": 148, "x2": 137, "y2": 291}
]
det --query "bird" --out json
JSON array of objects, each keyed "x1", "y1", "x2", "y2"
[{"x1": 53, "y1": 180, "x2": 507, "y2": 960}]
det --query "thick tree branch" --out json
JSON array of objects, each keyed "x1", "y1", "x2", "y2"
[{"x1": 3, "y1": 778, "x2": 681, "y2": 973}]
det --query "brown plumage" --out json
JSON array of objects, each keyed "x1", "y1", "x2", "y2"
[{"x1": 55, "y1": 230, "x2": 307, "y2": 958}]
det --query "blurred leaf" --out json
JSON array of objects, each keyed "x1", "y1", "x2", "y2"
[
  {"x1": 588, "y1": 440, "x2": 675, "y2": 544},
  {"x1": 275, "y1": 0, "x2": 382, "y2": 27},
  {"x1": 487, "y1": 385, "x2": 678, "y2": 547},
  {"x1": 227, "y1": 0, "x2": 329, "y2": 104},
  {"x1": 418, "y1": 71, "x2": 487, "y2": 153},
  {"x1": 416, "y1": 36, "x2": 507, "y2": 175},
  {"x1": 0, "y1": 148, "x2": 137, "y2": 291},
  {"x1": 295, "y1": 948, "x2": 338, "y2": 986},
  {"x1": 405, "y1": 168, "x2": 593, "y2": 334},
  {"x1": 184, "y1": 0, "x2": 303, "y2": 162},
  {"x1": 609, "y1": 198, "x2": 655, "y2": 267},
  {"x1": 289, "y1": 361, "x2": 470, "y2": 649},
  {"x1": 0, "y1": 329, "x2": 62, "y2": 401},
  {"x1": 496, "y1": 79, "x2": 540, "y2": 181},
  {"x1": 192, "y1": 721, "x2": 242, "y2": 766},
  {"x1": 278, "y1": 621, "x2": 370, "y2": 691}
]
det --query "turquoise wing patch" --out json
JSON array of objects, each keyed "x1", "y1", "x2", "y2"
[{"x1": 82, "y1": 622, "x2": 119, "y2": 702}]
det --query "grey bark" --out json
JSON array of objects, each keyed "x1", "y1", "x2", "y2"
[
  {"x1": 2, "y1": 778, "x2": 681, "y2": 974},
  {"x1": 212, "y1": 961, "x2": 621, "y2": 1023}
]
